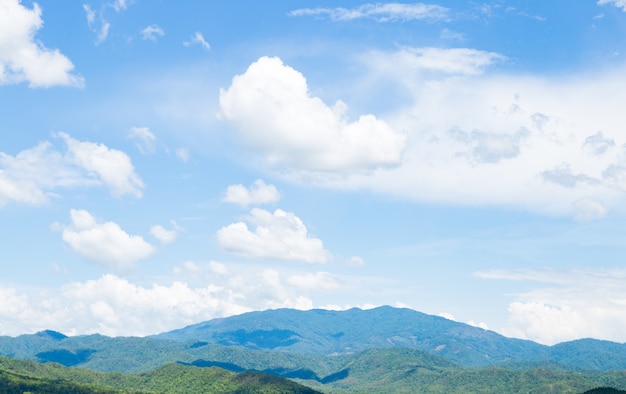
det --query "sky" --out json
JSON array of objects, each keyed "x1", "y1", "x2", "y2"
[{"x1": 1, "y1": 0, "x2": 626, "y2": 346}]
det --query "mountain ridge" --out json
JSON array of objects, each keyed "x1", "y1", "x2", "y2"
[{"x1": 2, "y1": 306, "x2": 626, "y2": 372}]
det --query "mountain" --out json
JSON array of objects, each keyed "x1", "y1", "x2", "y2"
[
  {"x1": 3, "y1": 306, "x2": 626, "y2": 372},
  {"x1": 3, "y1": 306, "x2": 626, "y2": 392},
  {"x1": 153, "y1": 306, "x2": 548, "y2": 367}
]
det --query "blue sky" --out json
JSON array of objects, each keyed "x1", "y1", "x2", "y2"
[{"x1": 2, "y1": 0, "x2": 626, "y2": 345}]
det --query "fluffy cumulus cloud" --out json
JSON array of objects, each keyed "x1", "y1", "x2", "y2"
[
  {"x1": 0, "y1": 133, "x2": 143, "y2": 206},
  {"x1": 59, "y1": 132, "x2": 144, "y2": 198},
  {"x1": 218, "y1": 49, "x2": 626, "y2": 219},
  {"x1": 289, "y1": 3, "x2": 450, "y2": 22},
  {"x1": 0, "y1": 0, "x2": 84, "y2": 87},
  {"x1": 477, "y1": 268, "x2": 626, "y2": 344},
  {"x1": 314, "y1": 47, "x2": 626, "y2": 219},
  {"x1": 216, "y1": 47, "x2": 626, "y2": 219},
  {"x1": 61, "y1": 209, "x2": 154, "y2": 272},
  {"x1": 222, "y1": 179, "x2": 281, "y2": 208},
  {"x1": 218, "y1": 56, "x2": 407, "y2": 174},
  {"x1": 217, "y1": 208, "x2": 332, "y2": 263}
]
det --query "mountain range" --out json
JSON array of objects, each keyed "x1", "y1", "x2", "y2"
[{"x1": 1, "y1": 306, "x2": 626, "y2": 393}]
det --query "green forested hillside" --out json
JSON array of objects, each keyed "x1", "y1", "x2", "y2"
[
  {"x1": 0, "y1": 357, "x2": 320, "y2": 394},
  {"x1": 2, "y1": 350, "x2": 626, "y2": 393}
]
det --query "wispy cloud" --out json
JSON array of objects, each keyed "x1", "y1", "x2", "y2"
[
  {"x1": 289, "y1": 2, "x2": 450, "y2": 22},
  {"x1": 183, "y1": 32, "x2": 210, "y2": 51},
  {"x1": 127, "y1": 126, "x2": 156, "y2": 154},
  {"x1": 83, "y1": 0, "x2": 130, "y2": 44},
  {"x1": 141, "y1": 24, "x2": 165, "y2": 42}
]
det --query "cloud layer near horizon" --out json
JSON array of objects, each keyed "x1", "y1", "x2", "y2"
[
  {"x1": 0, "y1": 264, "x2": 345, "y2": 336},
  {"x1": 478, "y1": 268, "x2": 626, "y2": 345}
]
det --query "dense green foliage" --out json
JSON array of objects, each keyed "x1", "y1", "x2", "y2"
[
  {"x1": 2, "y1": 346, "x2": 626, "y2": 393},
  {"x1": 0, "y1": 357, "x2": 319, "y2": 394}
]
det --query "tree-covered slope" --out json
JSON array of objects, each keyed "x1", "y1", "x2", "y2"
[
  {"x1": 3, "y1": 346, "x2": 626, "y2": 393},
  {"x1": 0, "y1": 356, "x2": 320, "y2": 394}
]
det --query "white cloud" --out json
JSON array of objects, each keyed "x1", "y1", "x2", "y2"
[
  {"x1": 0, "y1": 134, "x2": 143, "y2": 206},
  {"x1": 59, "y1": 132, "x2": 144, "y2": 198},
  {"x1": 318, "y1": 52, "x2": 626, "y2": 218},
  {"x1": 438, "y1": 312, "x2": 456, "y2": 321},
  {"x1": 183, "y1": 32, "x2": 210, "y2": 51},
  {"x1": 0, "y1": 265, "x2": 332, "y2": 336},
  {"x1": 222, "y1": 179, "x2": 281, "y2": 208},
  {"x1": 83, "y1": 4, "x2": 110, "y2": 44},
  {"x1": 598, "y1": 0, "x2": 626, "y2": 11},
  {"x1": 467, "y1": 320, "x2": 489, "y2": 330},
  {"x1": 150, "y1": 222, "x2": 179, "y2": 244},
  {"x1": 477, "y1": 268, "x2": 626, "y2": 344},
  {"x1": 61, "y1": 209, "x2": 155, "y2": 272},
  {"x1": 141, "y1": 24, "x2": 164, "y2": 42},
  {"x1": 217, "y1": 208, "x2": 332, "y2": 263},
  {"x1": 219, "y1": 56, "x2": 406, "y2": 174},
  {"x1": 289, "y1": 3, "x2": 449, "y2": 22},
  {"x1": 127, "y1": 126, "x2": 156, "y2": 154},
  {"x1": 0, "y1": 275, "x2": 250, "y2": 336},
  {"x1": 366, "y1": 47, "x2": 505, "y2": 77},
  {"x1": 83, "y1": 0, "x2": 129, "y2": 44},
  {"x1": 0, "y1": 0, "x2": 84, "y2": 88}
]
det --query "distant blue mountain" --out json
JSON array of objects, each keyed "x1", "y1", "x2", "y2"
[
  {"x1": 153, "y1": 306, "x2": 547, "y2": 367},
  {"x1": 1, "y1": 306, "x2": 626, "y2": 373}
]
